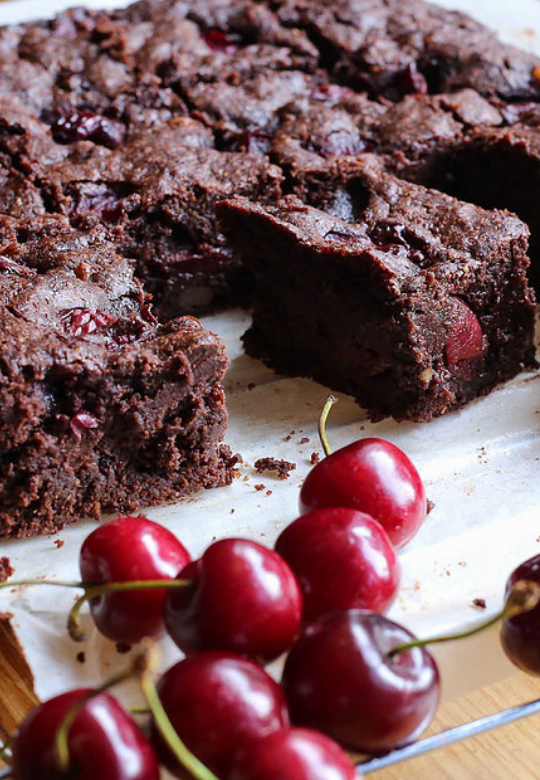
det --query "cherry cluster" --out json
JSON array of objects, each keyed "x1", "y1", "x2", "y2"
[{"x1": 2, "y1": 397, "x2": 540, "y2": 780}]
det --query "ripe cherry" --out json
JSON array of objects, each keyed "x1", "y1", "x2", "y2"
[
  {"x1": 282, "y1": 610, "x2": 440, "y2": 755},
  {"x1": 79, "y1": 516, "x2": 191, "y2": 644},
  {"x1": 164, "y1": 538, "x2": 302, "y2": 663},
  {"x1": 11, "y1": 689, "x2": 159, "y2": 780},
  {"x1": 299, "y1": 398, "x2": 427, "y2": 548},
  {"x1": 229, "y1": 728, "x2": 359, "y2": 780},
  {"x1": 501, "y1": 555, "x2": 540, "y2": 675},
  {"x1": 153, "y1": 652, "x2": 289, "y2": 778},
  {"x1": 276, "y1": 508, "x2": 400, "y2": 622}
]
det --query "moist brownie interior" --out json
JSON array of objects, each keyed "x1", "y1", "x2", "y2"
[{"x1": 1, "y1": 0, "x2": 540, "y2": 535}]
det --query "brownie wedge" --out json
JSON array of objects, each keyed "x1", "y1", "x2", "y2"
[
  {"x1": 221, "y1": 157, "x2": 536, "y2": 422},
  {"x1": 0, "y1": 215, "x2": 233, "y2": 538}
]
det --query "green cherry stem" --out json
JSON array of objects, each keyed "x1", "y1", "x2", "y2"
[
  {"x1": 389, "y1": 580, "x2": 540, "y2": 659},
  {"x1": 318, "y1": 395, "x2": 337, "y2": 458},
  {"x1": 0, "y1": 576, "x2": 190, "y2": 643},
  {"x1": 67, "y1": 579, "x2": 190, "y2": 642},
  {"x1": 55, "y1": 667, "x2": 135, "y2": 773},
  {"x1": 138, "y1": 653, "x2": 218, "y2": 780}
]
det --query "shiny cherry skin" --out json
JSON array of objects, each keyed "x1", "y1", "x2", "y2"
[
  {"x1": 11, "y1": 689, "x2": 159, "y2": 780},
  {"x1": 282, "y1": 610, "x2": 440, "y2": 755},
  {"x1": 165, "y1": 538, "x2": 302, "y2": 662},
  {"x1": 230, "y1": 728, "x2": 359, "y2": 780},
  {"x1": 153, "y1": 651, "x2": 289, "y2": 778},
  {"x1": 276, "y1": 508, "x2": 400, "y2": 623},
  {"x1": 80, "y1": 515, "x2": 190, "y2": 644},
  {"x1": 299, "y1": 439, "x2": 427, "y2": 548},
  {"x1": 501, "y1": 554, "x2": 540, "y2": 675}
]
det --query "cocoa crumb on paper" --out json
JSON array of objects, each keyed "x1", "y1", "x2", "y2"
[
  {"x1": 310, "y1": 452, "x2": 320, "y2": 465},
  {"x1": 247, "y1": 383, "x2": 255, "y2": 391},
  {"x1": 254, "y1": 483, "x2": 265, "y2": 492},
  {"x1": 427, "y1": 500, "x2": 436, "y2": 515},
  {"x1": 472, "y1": 598, "x2": 487, "y2": 610},
  {"x1": 299, "y1": 437, "x2": 310, "y2": 445},
  {"x1": 266, "y1": 490, "x2": 273, "y2": 496},
  {"x1": 76, "y1": 652, "x2": 86, "y2": 664},
  {"x1": 284, "y1": 435, "x2": 292, "y2": 442},
  {"x1": 254, "y1": 457, "x2": 296, "y2": 480},
  {"x1": 54, "y1": 539, "x2": 65, "y2": 549},
  {"x1": 0, "y1": 557, "x2": 14, "y2": 582}
]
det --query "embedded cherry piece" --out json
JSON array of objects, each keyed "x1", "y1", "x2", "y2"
[
  {"x1": 165, "y1": 538, "x2": 302, "y2": 663},
  {"x1": 51, "y1": 110, "x2": 126, "y2": 148},
  {"x1": 444, "y1": 296, "x2": 484, "y2": 369},
  {"x1": 203, "y1": 29, "x2": 241, "y2": 53},
  {"x1": 501, "y1": 554, "x2": 540, "y2": 675},
  {"x1": 70, "y1": 411, "x2": 99, "y2": 439},
  {"x1": 282, "y1": 610, "x2": 440, "y2": 755},
  {"x1": 229, "y1": 727, "x2": 359, "y2": 780},
  {"x1": 300, "y1": 439, "x2": 427, "y2": 548},
  {"x1": 79, "y1": 515, "x2": 191, "y2": 644},
  {"x1": 61, "y1": 308, "x2": 117, "y2": 337},
  {"x1": 11, "y1": 689, "x2": 160, "y2": 780},
  {"x1": 275, "y1": 508, "x2": 400, "y2": 623},
  {"x1": 399, "y1": 62, "x2": 428, "y2": 96},
  {"x1": 0, "y1": 256, "x2": 29, "y2": 275},
  {"x1": 152, "y1": 652, "x2": 289, "y2": 778}
]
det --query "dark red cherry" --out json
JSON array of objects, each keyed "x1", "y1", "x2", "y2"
[
  {"x1": 11, "y1": 689, "x2": 159, "y2": 780},
  {"x1": 230, "y1": 728, "x2": 359, "y2": 780},
  {"x1": 299, "y1": 439, "x2": 427, "y2": 548},
  {"x1": 444, "y1": 296, "x2": 484, "y2": 369},
  {"x1": 501, "y1": 555, "x2": 540, "y2": 675},
  {"x1": 282, "y1": 610, "x2": 440, "y2": 755},
  {"x1": 164, "y1": 538, "x2": 302, "y2": 663},
  {"x1": 79, "y1": 515, "x2": 190, "y2": 644},
  {"x1": 61, "y1": 308, "x2": 117, "y2": 337},
  {"x1": 153, "y1": 652, "x2": 289, "y2": 778},
  {"x1": 276, "y1": 508, "x2": 400, "y2": 623},
  {"x1": 51, "y1": 110, "x2": 125, "y2": 148}
]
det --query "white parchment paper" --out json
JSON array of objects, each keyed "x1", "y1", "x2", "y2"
[{"x1": 0, "y1": 0, "x2": 539, "y2": 743}]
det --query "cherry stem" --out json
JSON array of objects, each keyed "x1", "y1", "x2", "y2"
[
  {"x1": 53, "y1": 643, "x2": 217, "y2": 780},
  {"x1": 388, "y1": 580, "x2": 540, "y2": 659},
  {"x1": 318, "y1": 395, "x2": 337, "y2": 458},
  {"x1": 138, "y1": 650, "x2": 218, "y2": 780},
  {"x1": 0, "y1": 575, "x2": 190, "y2": 642},
  {"x1": 67, "y1": 579, "x2": 190, "y2": 642}
]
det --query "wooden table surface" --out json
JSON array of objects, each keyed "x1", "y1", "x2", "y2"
[{"x1": 1, "y1": 622, "x2": 540, "y2": 779}]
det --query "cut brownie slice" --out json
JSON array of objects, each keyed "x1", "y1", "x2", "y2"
[
  {"x1": 0, "y1": 215, "x2": 233, "y2": 538},
  {"x1": 220, "y1": 156, "x2": 536, "y2": 422},
  {"x1": 272, "y1": 0, "x2": 540, "y2": 102}
]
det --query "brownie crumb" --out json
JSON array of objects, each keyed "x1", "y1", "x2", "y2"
[
  {"x1": 266, "y1": 490, "x2": 273, "y2": 496},
  {"x1": 247, "y1": 383, "x2": 256, "y2": 391},
  {"x1": 310, "y1": 452, "x2": 321, "y2": 465},
  {"x1": 54, "y1": 538, "x2": 65, "y2": 549},
  {"x1": 116, "y1": 642, "x2": 132, "y2": 654},
  {"x1": 299, "y1": 437, "x2": 310, "y2": 445},
  {"x1": 284, "y1": 435, "x2": 292, "y2": 442},
  {"x1": 254, "y1": 457, "x2": 297, "y2": 479},
  {"x1": 230, "y1": 508, "x2": 235, "y2": 514},
  {"x1": 254, "y1": 483, "x2": 265, "y2": 491},
  {"x1": 0, "y1": 557, "x2": 14, "y2": 582},
  {"x1": 473, "y1": 598, "x2": 487, "y2": 609},
  {"x1": 427, "y1": 500, "x2": 436, "y2": 514},
  {"x1": 76, "y1": 651, "x2": 86, "y2": 664}
]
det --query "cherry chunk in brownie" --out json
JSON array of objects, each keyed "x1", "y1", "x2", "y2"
[
  {"x1": 0, "y1": 215, "x2": 233, "y2": 538},
  {"x1": 220, "y1": 156, "x2": 535, "y2": 422},
  {"x1": 272, "y1": 0, "x2": 540, "y2": 102}
]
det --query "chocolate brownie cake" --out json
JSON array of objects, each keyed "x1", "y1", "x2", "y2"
[
  {"x1": 0, "y1": 215, "x2": 234, "y2": 538},
  {"x1": 0, "y1": 0, "x2": 538, "y2": 534},
  {"x1": 221, "y1": 156, "x2": 535, "y2": 421}
]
